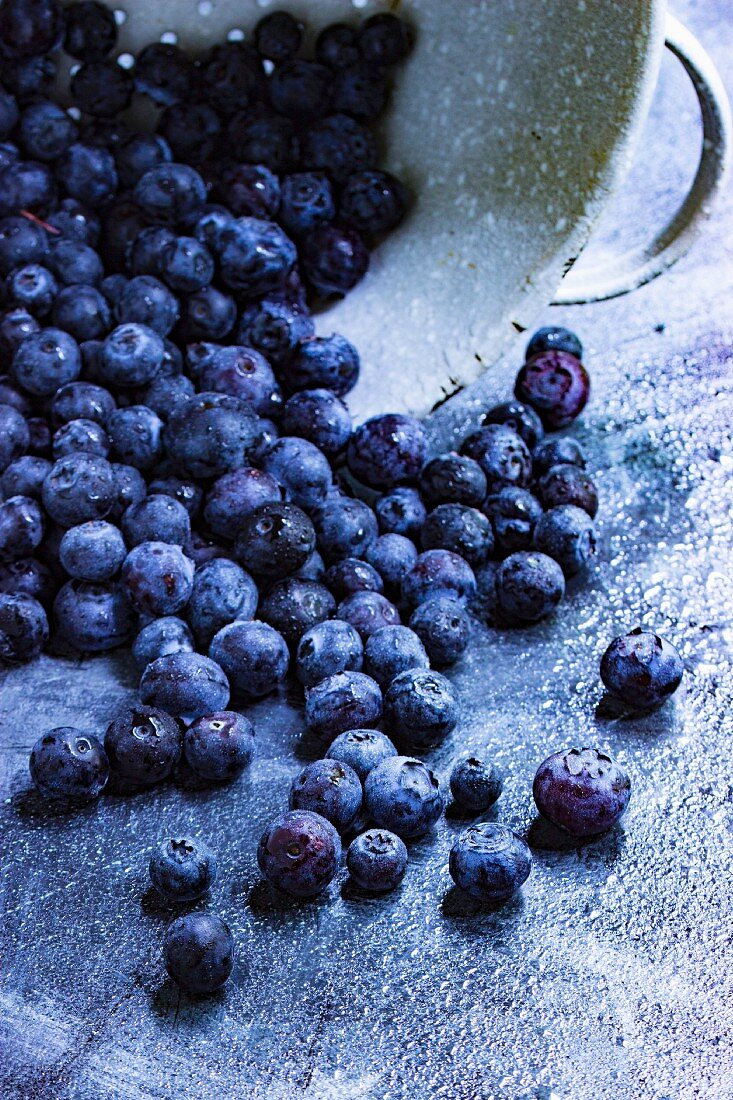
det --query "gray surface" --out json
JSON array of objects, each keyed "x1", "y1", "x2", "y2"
[{"x1": 2, "y1": 3, "x2": 733, "y2": 1098}]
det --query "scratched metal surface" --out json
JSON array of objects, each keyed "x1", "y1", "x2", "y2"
[{"x1": 2, "y1": 3, "x2": 733, "y2": 1098}]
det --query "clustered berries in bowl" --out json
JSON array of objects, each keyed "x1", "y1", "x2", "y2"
[{"x1": 0, "y1": 3, "x2": 684, "y2": 996}]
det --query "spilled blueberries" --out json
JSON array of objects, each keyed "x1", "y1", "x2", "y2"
[{"x1": 0, "y1": 3, "x2": 684, "y2": 997}]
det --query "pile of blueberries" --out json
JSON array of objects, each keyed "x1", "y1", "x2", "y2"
[{"x1": 0, "y1": 2, "x2": 686, "y2": 996}]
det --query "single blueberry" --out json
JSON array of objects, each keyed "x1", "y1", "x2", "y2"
[
  {"x1": 187, "y1": 557, "x2": 258, "y2": 647},
  {"x1": 257, "y1": 809, "x2": 341, "y2": 899},
  {"x1": 532, "y1": 437, "x2": 587, "y2": 479},
  {"x1": 402, "y1": 549, "x2": 477, "y2": 608},
  {"x1": 200, "y1": 345, "x2": 281, "y2": 419},
  {"x1": 483, "y1": 487, "x2": 543, "y2": 555},
  {"x1": 1, "y1": 456, "x2": 51, "y2": 500},
  {"x1": 279, "y1": 171, "x2": 335, "y2": 237},
  {"x1": 449, "y1": 823, "x2": 531, "y2": 901},
  {"x1": 56, "y1": 143, "x2": 118, "y2": 208},
  {"x1": 258, "y1": 576, "x2": 336, "y2": 647},
  {"x1": 140, "y1": 375, "x2": 195, "y2": 422},
  {"x1": 285, "y1": 333, "x2": 360, "y2": 396},
  {"x1": 121, "y1": 541, "x2": 194, "y2": 617},
  {"x1": 100, "y1": 324, "x2": 165, "y2": 388},
  {"x1": 281, "y1": 389, "x2": 351, "y2": 456},
  {"x1": 235, "y1": 501, "x2": 315, "y2": 580},
  {"x1": 59, "y1": 521, "x2": 126, "y2": 581},
  {"x1": 305, "y1": 670, "x2": 382, "y2": 741},
  {"x1": 364, "y1": 625, "x2": 429, "y2": 687},
  {"x1": 482, "y1": 400, "x2": 544, "y2": 450},
  {"x1": 339, "y1": 169, "x2": 408, "y2": 235},
  {"x1": 301, "y1": 224, "x2": 369, "y2": 298},
  {"x1": 255, "y1": 10, "x2": 303, "y2": 62},
  {"x1": 216, "y1": 163, "x2": 281, "y2": 220},
  {"x1": 164, "y1": 912, "x2": 234, "y2": 994},
  {"x1": 115, "y1": 277, "x2": 179, "y2": 338},
  {"x1": 135, "y1": 43, "x2": 195, "y2": 107},
  {"x1": 600, "y1": 628, "x2": 683, "y2": 710},
  {"x1": 0, "y1": 557, "x2": 55, "y2": 606},
  {"x1": 421, "y1": 504, "x2": 494, "y2": 569},
  {"x1": 52, "y1": 419, "x2": 109, "y2": 460},
  {"x1": 217, "y1": 217, "x2": 297, "y2": 298},
  {"x1": 419, "y1": 453, "x2": 487, "y2": 509},
  {"x1": 337, "y1": 589, "x2": 401, "y2": 640},
  {"x1": 53, "y1": 580, "x2": 135, "y2": 652},
  {"x1": 6, "y1": 263, "x2": 58, "y2": 316},
  {"x1": 409, "y1": 595, "x2": 470, "y2": 669},
  {"x1": 537, "y1": 463, "x2": 598, "y2": 518},
  {"x1": 0, "y1": 591, "x2": 48, "y2": 662},
  {"x1": 326, "y1": 728, "x2": 397, "y2": 782},
  {"x1": 203, "y1": 467, "x2": 282, "y2": 542},
  {"x1": 315, "y1": 24, "x2": 361, "y2": 70},
  {"x1": 198, "y1": 41, "x2": 266, "y2": 115},
  {"x1": 449, "y1": 756, "x2": 503, "y2": 814},
  {"x1": 139, "y1": 652, "x2": 230, "y2": 720},
  {"x1": 184, "y1": 711, "x2": 255, "y2": 782},
  {"x1": 262, "y1": 437, "x2": 333, "y2": 512},
  {"x1": 114, "y1": 132, "x2": 172, "y2": 189},
  {"x1": 52, "y1": 285, "x2": 111, "y2": 343},
  {"x1": 289, "y1": 758, "x2": 362, "y2": 832},
  {"x1": 364, "y1": 533, "x2": 417, "y2": 591},
  {"x1": 132, "y1": 616, "x2": 194, "y2": 671},
  {"x1": 164, "y1": 393, "x2": 265, "y2": 480},
  {"x1": 12, "y1": 327, "x2": 81, "y2": 397},
  {"x1": 375, "y1": 486, "x2": 426, "y2": 538},
  {"x1": 121, "y1": 496, "x2": 190, "y2": 549},
  {"x1": 295, "y1": 618, "x2": 364, "y2": 689},
  {"x1": 515, "y1": 349, "x2": 590, "y2": 430},
  {"x1": 107, "y1": 406, "x2": 164, "y2": 471},
  {"x1": 533, "y1": 504, "x2": 597, "y2": 576},
  {"x1": 384, "y1": 668, "x2": 458, "y2": 751},
  {"x1": 533, "y1": 747, "x2": 631, "y2": 837},
  {"x1": 41, "y1": 453, "x2": 115, "y2": 526},
  {"x1": 461, "y1": 424, "x2": 531, "y2": 493},
  {"x1": 181, "y1": 286, "x2": 237, "y2": 342},
  {"x1": 269, "y1": 59, "x2": 332, "y2": 122},
  {"x1": 359, "y1": 12, "x2": 414, "y2": 66},
  {"x1": 237, "y1": 296, "x2": 314, "y2": 367},
  {"x1": 29, "y1": 727, "x2": 109, "y2": 801},
  {"x1": 330, "y1": 62, "x2": 388, "y2": 122},
  {"x1": 365, "y1": 756, "x2": 443, "y2": 839},
  {"x1": 47, "y1": 198, "x2": 100, "y2": 246},
  {"x1": 225, "y1": 106, "x2": 298, "y2": 174},
  {"x1": 525, "y1": 325, "x2": 583, "y2": 361},
  {"x1": 347, "y1": 829, "x2": 408, "y2": 893},
  {"x1": 149, "y1": 836, "x2": 218, "y2": 902},
  {"x1": 324, "y1": 558, "x2": 383, "y2": 600},
  {"x1": 133, "y1": 163, "x2": 207, "y2": 227},
  {"x1": 495, "y1": 551, "x2": 565, "y2": 624},
  {"x1": 0, "y1": 404, "x2": 30, "y2": 473},
  {"x1": 209, "y1": 619, "x2": 288, "y2": 699},
  {"x1": 70, "y1": 59, "x2": 134, "y2": 118},
  {"x1": 347, "y1": 413, "x2": 427, "y2": 490}
]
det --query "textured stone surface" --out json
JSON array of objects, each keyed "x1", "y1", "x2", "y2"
[{"x1": 1, "y1": 3, "x2": 733, "y2": 1098}]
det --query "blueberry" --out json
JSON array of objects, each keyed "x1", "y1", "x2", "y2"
[
  {"x1": 331, "y1": 62, "x2": 387, "y2": 122},
  {"x1": 0, "y1": 0, "x2": 63, "y2": 57},
  {"x1": 347, "y1": 829, "x2": 407, "y2": 893},
  {"x1": 132, "y1": 615, "x2": 194, "y2": 671},
  {"x1": 364, "y1": 625, "x2": 428, "y2": 688},
  {"x1": 140, "y1": 652, "x2": 230, "y2": 720},
  {"x1": 47, "y1": 198, "x2": 100, "y2": 246},
  {"x1": 0, "y1": 557, "x2": 53, "y2": 606},
  {"x1": 128, "y1": 225, "x2": 176, "y2": 278},
  {"x1": 216, "y1": 217, "x2": 297, "y2": 298},
  {"x1": 0, "y1": 160, "x2": 57, "y2": 218},
  {"x1": 449, "y1": 823, "x2": 531, "y2": 901},
  {"x1": 203, "y1": 467, "x2": 282, "y2": 542},
  {"x1": 184, "y1": 710, "x2": 255, "y2": 782},
  {"x1": 18, "y1": 100, "x2": 77, "y2": 162},
  {"x1": 140, "y1": 374, "x2": 195, "y2": 422},
  {"x1": 281, "y1": 389, "x2": 351, "y2": 456},
  {"x1": 402, "y1": 549, "x2": 476, "y2": 608},
  {"x1": 305, "y1": 670, "x2": 382, "y2": 741},
  {"x1": 258, "y1": 576, "x2": 336, "y2": 647},
  {"x1": 59, "y1": 520, "x2": 126, "y2": 581},
  {"x1": 54, "y1": 577, "x2": 134, "y2": 650},
  {"x1": 295, "y1": 619, "x2": 363, "y2": 688},
  {"x1": 182, "y1": 287, "x2": 237, "y2": 342},
  {"x1": 533, "y1": 504, "x2": 596, "y2": 576},
  {"x1": 225, "y1": 106, "x2": 298, "y2": 175},
  {"x1": 533, "y1": 747, "x2": 631, "y2": 837},
  {"x1": 234, "y1": 501, "x2": 315, "y2": 581},
  {"x1": 108, "y1": 463, "x2": 146, "y2": 521},
  {"x1": 0, "y1": 216, "x2": 48, "y2": 277},
  {"x1": 3, "y1": 55, "x2": 56, "y2": 105},
  {"x1": 52, "y1": 285, "x2": 111, "y2": 342},
  {"x1": 29, "y1": 727, "x2": 108, "y2": 801},
  {"x1": 52, "y1": 418, "x2": 109, "y2": 460},
  {"x1": 421, "y1": 504, "x2": 493, "y2": 569},
  {"x1": 100, "y1": 323, "x2": 165, "y2": 388},
  {"x1": 532, "y1": 437, "x2": 586, "y2": 479},
  {"x1": 257, "y1": 809, "x2": 341, "y2": 899},
  {"x1": 337, "y1": 590, "x2": 400, "y2": 640},
  {"x1": 482, "y1": 400, "x2": 544, "y2": 450},
  {"x1": 134, "y1": 163, "x2": 207, "y2": 227},
  {"x1": 121, "y1": 541, "x2": 193, "y2": 617},
  {"x1": 450, "y1": 756, "x2": 503, "y2": 814},
  {"x1": 209, "y1": 619, "x2": 288, "y2": 699},
  {"x1": 409, "y1": 595, "x2": 470, "y2": 669},
  {"x1": 385, "y1": 668, "x2": 458, "y2": 751},
  {"x1": 326, "y1": 728, "x2": 397, "y2": 782},
  {"x1": 495, "y1": 550, "x2": 565, "y2": 624},
  {"x1": 63, "y1": 1, "x2": 117, "y2": 61},
  {"x1": 339, "y1": 169, "x2": 408, "y2": 236},
  {"x1": 515, "y1": 349, "x2": 590, "y2": 430},
  {"x1": 255, "y1": 10, "x2": 303, "y2": 62},
  {"x1": 375, "y1": 487, "x2": 426, "y2": 538},
  {"x1": 268, "y1": 59, "x2": 331, "y2": 122},
  {"x1": 107, "y1": 406, "x2": 163, "y2": 470},
  {"x1": 289, "y1": 758, "x2": 362, "y2": 832},
  {"x1": 461, "y1": 425, "x2": 531, "y2": 493},
  {"x1": 216, "y1": 163, "x2": 281, "y2": 220},
  {"x1": 324, "y1": 557, "x2": 383, "y2": 600},
  {"x1": 365, "y1": 756, "x2": 443, "y2": 839},
  {"x1": 316, "y1": 24, "x2": 361, "y2": 70},
  {"x1": 164, "y1": 912, "x2": 234, "y2": 995},
  {"x1": 419, "y1": 453, "x2": 486, "y2": 509},
  {"x1": 600, "y1": 628, "x2": 683, "y2": 710},
  {"x1": 537, "y1": 463, "x2": 598, "y2": 518},
  {"x1": 237, "y1": 296, "x2": 314, "y2": 367},
  {"x1": 56, "y1": 143, "x2": 118, "y2": 207},
  {"x1": 0, "y1": 592, "x2": 48, "y2": 662},
  {"x1": 164, "y1": 393, "x2": 265, "y2": 479},
  {"x1": 284, "y1": 333, "x2": 360, "y2": 396},
  {"x1": 366, "y1": 10, "x2": 415, "y2": 59},
  {"x1": 301, "y1": 224, "x2": 369, "y2": 298},
  {"x1": 364, "y1": 533, "x2": 417, "y2": 591},
  {"x1": 279, "y1": 172, "x2": 335, "y2": 237},
  {"x1": 262, "y1": 437, "x2": 333, "y2": 512},
  {"x1": 1, "y1": 456, "x2": 50, "y2": 500},
  {"x1": 187, "y1": 557, "x2": 258, "y2": 647},
  {"x1": 157, "y1": 100, "x2": 222, "y2": 164},
  {"x1": 199, "y1": 41, "x2": 266, "y2": 115},
  {"x1": 115, "y1": 277, "x2": 179, "y2": 337},
  {"x1": 12, "y1": 327, "x2": 81, "y2": 397},
  {"x1": 0, "y1": 402, "x2": 30, "y2": 473},
  {"x1": 5, "y1": 263, "x2": 57, "y2": 317},
  {"x1": 200, "y1": 345, "x2": 281, "y2": 418},
  {"x1": 114, "y1": 133, "x2": 172, "y2": 190},
  {"x1": 121, "y1": 495, "x2": 190, "y2": 549},
  {"x1": 135, "y1": 43, "x2": 195, "y2": 108},
  {"x1": 483, "y1": 486, "x2": 543, "y2": 555},
  {"x1": 347, "y1": 413, "x2": 427, "y2": 489},
  {"x1": 159, "y1": 235, "x2": 214, "y2": 296},
  {"x1": 41, "y1": 453, "x2": 115, "y2": 526},
  {"x1": 525, "y1": 325, "x2": 583, "y2": 361},
  {"x1": 149, "y1": 836, "x2": 218, "y2": 902}
]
